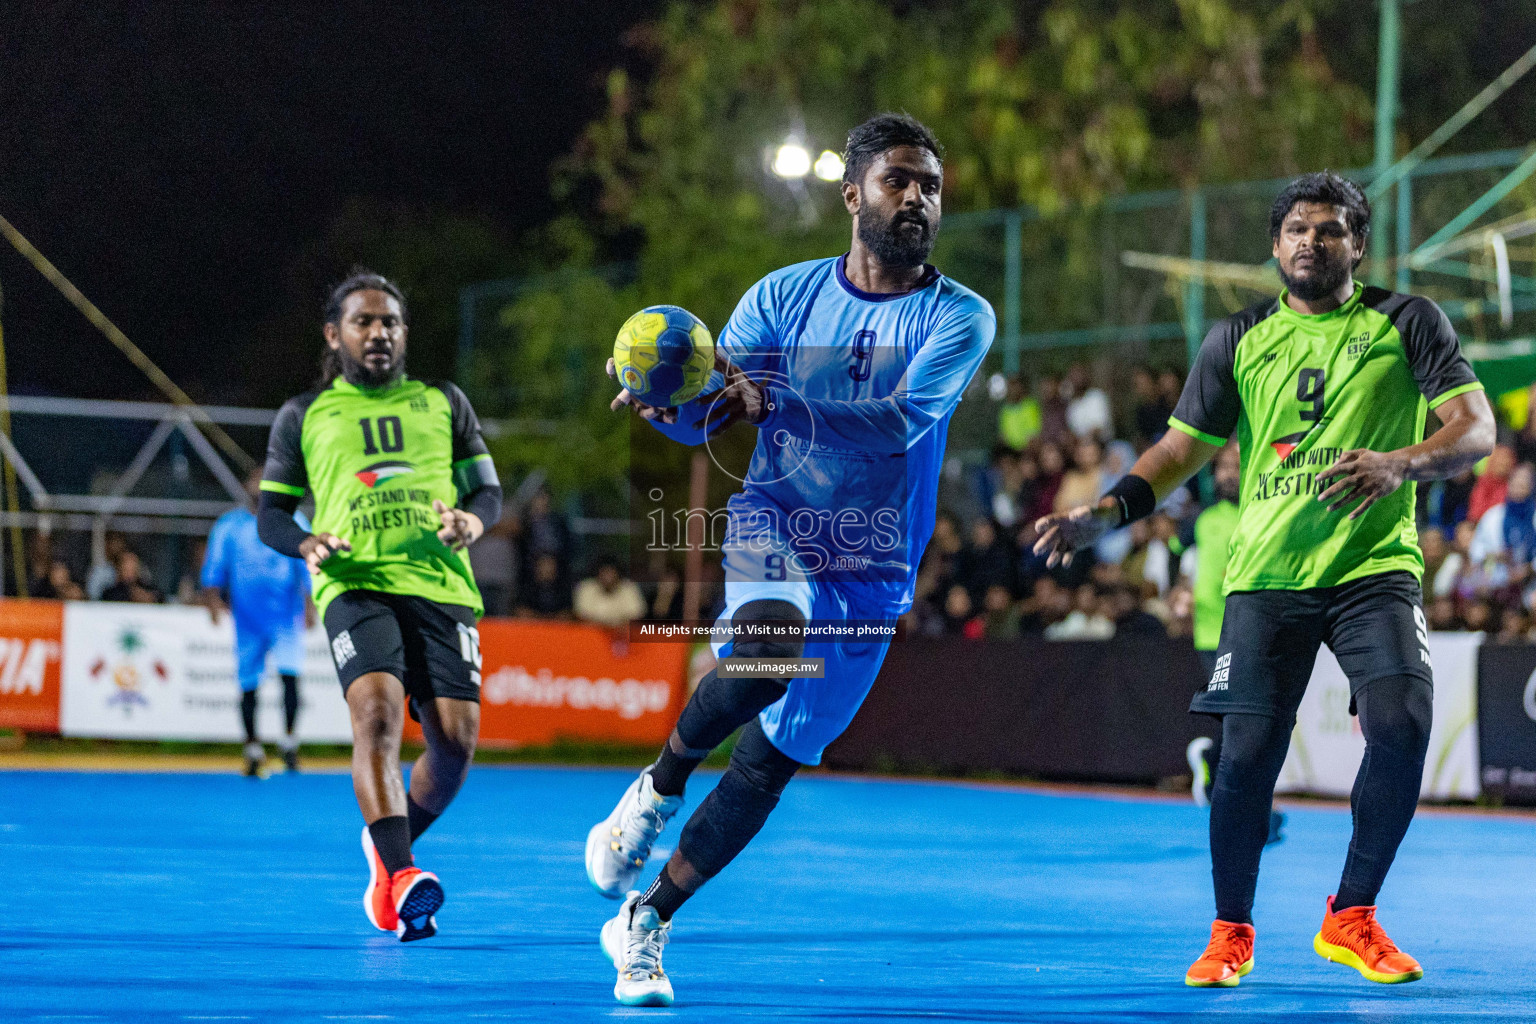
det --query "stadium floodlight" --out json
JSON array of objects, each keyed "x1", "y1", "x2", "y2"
[
  {"x1": 772, "y1": 142, "x2": 812, "y2": 179},
  {"x1": 813, "y1": 150, "x2": 844, "y2": 181}
]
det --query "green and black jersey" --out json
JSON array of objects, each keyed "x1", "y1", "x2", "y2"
[
  {"x1": 260, "y1": 376, "x2": 498, "y2": 616},
  {"x1": 1192, "y1": 498, "x2": 1238, "y2": 651},
  {"x1": 1170, "y1": 284, "x2": 1482, "y2": 594}
]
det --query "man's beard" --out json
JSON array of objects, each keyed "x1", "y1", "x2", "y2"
[
  {"x1": 1278, "y1": 249, "x2": 1352, "y2": 301},
  {"x1": 339, "y1": 346, "x2": 404, "y2": 388},
  {"x1": 858, "y1": 206, "x2": 936, "y2": 269}
]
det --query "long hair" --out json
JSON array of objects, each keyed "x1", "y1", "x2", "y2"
[{"x1": 317, "y1": 268, "x2": 409, "y2": 386}]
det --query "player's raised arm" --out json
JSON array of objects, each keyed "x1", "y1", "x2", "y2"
[
  {"x1": 737, "y1": 302, "x2": 994, "y2": 452},
  {"x1": 1033, "y1": 428, "x2": 1222, "y2": 568},
  {"x1": 1035, "y1": 314, "x2": 1240, "y2": 567}
]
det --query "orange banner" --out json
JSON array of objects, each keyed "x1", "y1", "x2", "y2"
[
  {"x1": 406, "y1": 618, "x2": 689, "y2": 748},
  {"x1": 0, "y1": 599, "x2": 64, "y2": 732}
]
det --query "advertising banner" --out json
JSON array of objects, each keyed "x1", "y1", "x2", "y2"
[
  {"x1": 1474, "y1": 644, "x2": 1536, "y2": 805},
  {"x1": 39, "y1": 600, "x2": 687, "y2": 748},
  {"x1": 0, "y1": 599, "x2": 65, "y2": 732},
  {"x1": 415, "y1": 618, "x2": 687, "y2": 748},
  {"x1": 58, "y1": 602, "x2": 350, "y2": 742},
  {"x1": 1276, "y1": 632, "x2": 1481, "y2": 800}
]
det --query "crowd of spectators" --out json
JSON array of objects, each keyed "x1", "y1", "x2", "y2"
[{"x1": 19, "y1": 361, "x2": 1536, "y2": 642}]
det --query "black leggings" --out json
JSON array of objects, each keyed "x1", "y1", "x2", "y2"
[
  {"x1": 1210, "y1": 675, "x2": 1432, "y2": 923},
  {"x1": 675, "y1": 717, "x2": 801, "y2": 879}
]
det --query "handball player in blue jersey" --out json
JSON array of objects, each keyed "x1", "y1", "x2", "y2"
[
  {"x1": 585, "y1": 114, "x2": 995, "y2": 1006},
  {"x1": 202, "y1": 466, "x2": 313, "y2": 776}
]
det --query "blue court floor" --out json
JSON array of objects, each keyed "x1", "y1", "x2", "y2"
[{"x1": 1, "y1": 766, "x2": 1533, "y2": 1023}]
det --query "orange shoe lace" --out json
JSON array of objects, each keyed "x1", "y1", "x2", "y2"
[
  {"x1": 1335, "y1": 910, "x2": 1400, "y2": 964},
  {"x1": 1202, "y1": 922, "x2": 1252, "y2": 963}
]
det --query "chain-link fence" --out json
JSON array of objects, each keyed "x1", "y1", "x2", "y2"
[{"x1": 459, "y1": 147, "x2": 1536, "y2": 487}]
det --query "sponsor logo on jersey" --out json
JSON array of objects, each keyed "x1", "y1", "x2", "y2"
[
  {"x1": 1345, "y1": 332, "x2": 1372, "y2": 358},
  {"x1": 356, "y1": 461, "x2": 415, "y2": 488}
]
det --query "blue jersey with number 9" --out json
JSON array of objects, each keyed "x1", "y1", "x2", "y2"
[{"x1": 650, "y1": 255, "x2": 994, "y2": 613}]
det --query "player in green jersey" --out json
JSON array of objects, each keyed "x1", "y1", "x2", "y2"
[
  {"x1": 257, "y1": 271, "x2": 502, "y2": 942},
  {"x1": 1035, "y1": 173, "x2": 1494, "y2": 988}
]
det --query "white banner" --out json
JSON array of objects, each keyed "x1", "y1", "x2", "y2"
[
  {"x1": 59, "y1": 602, "x2": 351, "y2": 742},
  {"x1": 1276, "y1": 631, "x2": 1481, "y2": 800}
]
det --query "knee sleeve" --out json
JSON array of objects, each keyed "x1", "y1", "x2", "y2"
[
  {"x1": 1355, "y1": 675, "x2": 1432, "y2": 763},
  {"x1": 729, "y1": 598, "x2": 808, "y2": 660},
  {"x1": 677, "y1": 718, "x2": 801, "y2": 879},
  {"x1": 1217, "y1": 712, "x2": 1294, "y2": 778},
  {"x1": 676, "y1": 600, "x2": 805, "y2": 753}
]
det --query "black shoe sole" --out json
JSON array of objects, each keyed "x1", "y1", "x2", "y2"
[{"x1": 396, "y1": 877, "x2": 444, "y2": 942}]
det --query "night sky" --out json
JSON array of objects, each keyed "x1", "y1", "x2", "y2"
[{"x1": 0, "y1": 1, "x2": 659, "y2": 405}]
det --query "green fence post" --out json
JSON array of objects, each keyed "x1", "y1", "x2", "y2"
[
  {"x1": 1183, "y1": 189, "x2": 1207, "y2": 368},
  {"x1": 1003, "y1": 211, "x2": 1022, "y2": 374},
  {"x1": 457, "y1": 283, "x2": 479, "y2": 387},
  {"x1": 1372, "y1": 0, "x2": 1402, "y2": 286},
  {"x1": 1396, "y1": 172, "x2": 1413, "y2": 293}
]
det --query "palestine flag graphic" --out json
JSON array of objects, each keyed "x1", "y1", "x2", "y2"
[
  {"x1": 1269, "y1": 430, "x2": 1315, "y2": 461},
  {"x1": 356, "y1": 461, "x2": 415, "y2": 488}
]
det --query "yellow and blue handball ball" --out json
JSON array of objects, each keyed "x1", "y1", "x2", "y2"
[{"x1": 613, "y1": 305, "x2": 715, "y2": 407}]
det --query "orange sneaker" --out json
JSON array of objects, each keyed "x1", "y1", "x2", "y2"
[
  {"x1": 1185, "y1": 919, "x2": 1255, "y2": 987},
  {"x1": 1314, "y1": 896, "x2": 1423, "y2": 983},
  {"x1": 361, "y1": 826, "x2": 398, "y2": 932},
  {"x1": 391, "y1": 866, "x2": 444, "y2": 942}
]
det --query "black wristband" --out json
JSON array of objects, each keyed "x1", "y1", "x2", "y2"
[{"x1": 1104, "y1": 474, "x2": 1156, "y2": 527}]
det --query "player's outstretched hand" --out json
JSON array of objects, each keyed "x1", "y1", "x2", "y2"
[
  {"x1": 606, "y1": 357, "x2": 679, "y2": 424},
  {"x1": 299, "y1": 532, "x2": 350, "y2": 575},
  {"x1": 698, "y1": 350, "x2": 767, "y2": 437},
  {"x1": 1032, "y1": 504, "x2": 1118, "y2": 568},
  {"x1": 1317, "y1": 448, "x2": 1408, "y2": 520},
  {"x1": 433, "y1": 499, "x2": 484, "y2": 551}
]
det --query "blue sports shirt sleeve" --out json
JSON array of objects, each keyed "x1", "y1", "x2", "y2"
[
  {"x1": 758, "y1": 306, "x2": 995, "y2": 453},
  {"x1": 200, "y1": 517, "x2": 231, "y2": 590}
]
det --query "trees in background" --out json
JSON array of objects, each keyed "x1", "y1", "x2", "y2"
[{"x1": 473, "y1": 0, "x2": 1380, "y2": 492}]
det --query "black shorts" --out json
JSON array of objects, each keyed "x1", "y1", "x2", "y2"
[
  {"x1": 1191, "y1": 571, "x2": 1432, "y2": 720},
  {"x1": 323, "y1": 590, "x2": 482, "y2": 711}
]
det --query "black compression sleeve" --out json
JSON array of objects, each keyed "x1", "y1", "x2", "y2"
[
  {"x1": 462, "y1": 484, "x2": 502, "y2": 532},
  {"x1": 257, "y1": 490, "x2": 311, "y2": 559}
]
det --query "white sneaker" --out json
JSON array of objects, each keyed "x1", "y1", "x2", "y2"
[
  {"x1": 1187, "y1": 737, "x2": 1213, "y2": 809},
  {"x1": 242, "y1": 741, "x2": 267, "y2": 778},
  {"x1": 586, "y1": 770, "x2": 684, "y2": 898},
  {"x1": 601, "y1": 890, "x2": 674, "y2": 1007}
]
